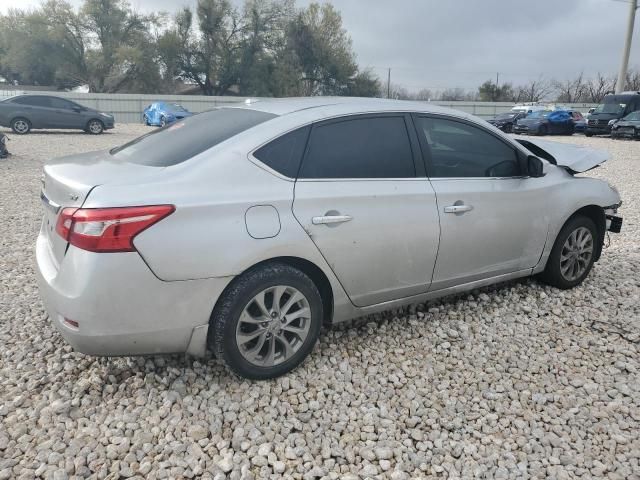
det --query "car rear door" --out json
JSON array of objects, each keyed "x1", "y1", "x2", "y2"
[
  {"x1": 413, "y1": 114, "x2": 549, "y2": 291},
  {"x1": 292, "y1": 114, "x2": 440, "y2": 307}
]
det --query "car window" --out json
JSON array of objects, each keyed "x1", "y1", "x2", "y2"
[
  {"x1": 298, "y1": 116, "x2": 415, "y2": 179},
  {"x1": 11, "y1": 96, "x2": 50, "y2": 107},
  {"x1": 415, "y1": 117, "x2": 520, "y2": 178},
  {"x1": 253, "y1": 126, "x2": 310, "y2": 178},
  {"x1": 49, "y1": 97, "x2": 76, "y2": 110},
  {"x1": 110, "y1": 108, "x2": 276, "y2": 167}
]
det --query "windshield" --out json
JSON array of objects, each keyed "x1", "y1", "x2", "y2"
[
  {"x1": 527, "y1": 111, "x2": 549, "y2": 119},
  {"x1": 594, "y1": 96, "x2": 629, "y2": 115},
  {"x1": 110, "y1": 108, "x2": 276, "y2": 166},
  {"x1": 623, "y1": 110, "x2": 640, "y2": 121}
]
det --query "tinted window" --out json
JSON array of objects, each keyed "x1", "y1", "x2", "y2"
[
  {"x1": 11, "y1": 96, "x2": 49, "y2": 107},
  {"x1": 415, "y1": 117, "x2": 520, "y2": 178},
  {"x1": 299, "y1": 116, "x2": 415, "y2": 179},
  {"x1": 49, "y1": 97, "x2": 77, "y2": 110},
  {"x1": 254, "y1": 127, "x2": 310, "y2": 178},
  {"x1": 111, "y1": 108, "x2": 276, "y2": 167}
]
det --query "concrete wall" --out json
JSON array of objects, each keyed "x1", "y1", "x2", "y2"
[{"x1": 0, "y1": 89, "x2": 599, "y2": 123}]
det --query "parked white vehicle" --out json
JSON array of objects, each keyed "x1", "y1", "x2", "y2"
[
  {"x1": 511, "y1": 104, "x2": 548, "y2": 115},
  {"x1": 36, "y1": 97, "x2": 623, "y2": 379}
]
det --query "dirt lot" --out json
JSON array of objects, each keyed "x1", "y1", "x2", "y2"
[{"x1": 0, "y1": 125, "x2": 638, "y2": 480}]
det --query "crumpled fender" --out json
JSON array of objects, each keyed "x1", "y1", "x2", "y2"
[{"x1": 514, "y1": 136, "x2": 609, "y2": 173}]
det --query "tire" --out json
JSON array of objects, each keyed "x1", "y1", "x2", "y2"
[
  {"x1": 86, "y1": 119, "x2": 104, "y2": 135},
  {"x1": 538, "y1": 125, "x2": 548, "y2": 136},
  {"x1": 540, "y1": 215, "x2": 598, "y2": 289},
  {"x1": 585, "y1": 132, "x2": 593, "y2": 137},
  {"x1": 11, "y1": 117, "x2": 31, "y2": 134},
  {"x1": 209, "y1": 262, "x2": 323, "y2": 379},
  {"x1": 143, "y1": 114, "x2": 150, "y2": 126},
  {"x1": 160, "y1": 116, "x2": 167, "y2": 127}
]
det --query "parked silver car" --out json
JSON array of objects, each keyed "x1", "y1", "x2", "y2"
[
  {"x1": 0, "y1": 95, "x2": 114, "y2": 134},
  {"x1": 36, "y1": 98, "x2": 623, "y2": 379}
]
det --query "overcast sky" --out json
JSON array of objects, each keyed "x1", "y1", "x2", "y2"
[{"x1": 0, "y1": 0, "x2": 636, "y2": 92}]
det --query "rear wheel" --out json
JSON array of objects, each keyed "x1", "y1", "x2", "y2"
[
  {"x1": 86, "y1": 119, "x2": 104, "y2": 134},
  {"x1": 540, "y1": 215, "x2": 598, "y2": 289},
  {"x1": 160, "y1": 115, "x2": 167, "y2": 127},
  {"x1": 585, "y1": 132, "x2": 594, "y2": 137},
  {"x1": 209, "y1": 262, "x2": 323, "y2": 379},
  {"x1": 143, "y1": 114, "x2": 150, "y2": 126},
  {"x1": 11, "y1": 117, "x2": 31, "y2": 134}
]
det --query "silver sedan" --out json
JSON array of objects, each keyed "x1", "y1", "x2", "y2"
[{"x1": 36, "y1": 98, "x2": 623, "y2": 379}]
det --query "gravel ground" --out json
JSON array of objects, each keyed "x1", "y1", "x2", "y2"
[{"x1": 0, "y1": 126, "x2": 638, "y2": 480}]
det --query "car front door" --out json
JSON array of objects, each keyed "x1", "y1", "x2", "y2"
[
  {"x1": 292, "y1": 114, "x2": 441, "y2": 307},
  {"x1": 413, "y1": 114, "x2": 549, "y2": 291},
  {"x1": 48, "y1": 97, "x2": 85, "y2": 128}
]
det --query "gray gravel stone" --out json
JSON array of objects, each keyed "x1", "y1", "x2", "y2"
[{"x1": 0, "y1": 128, "x2": 638, "y2": 479}]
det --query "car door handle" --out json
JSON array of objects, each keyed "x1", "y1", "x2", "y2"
[
  {"x1": 312, "y1": 214, "x2": 353, "y2": 225},
  {"x1": 444, "y1": 205, "x2": 473, "y2": 214}
]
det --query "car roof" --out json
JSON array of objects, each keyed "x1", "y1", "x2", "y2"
[{"x1": 229, "y1": 96, "x2": 478, "y2": 123}]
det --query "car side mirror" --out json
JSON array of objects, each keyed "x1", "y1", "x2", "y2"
[{"x1": 527, "y1": 155, "x2": 544, "y2": 178}]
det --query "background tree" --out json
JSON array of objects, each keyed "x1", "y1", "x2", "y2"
[{"x1": 478, "y1": 80, "x2": 514, "y2": 102}]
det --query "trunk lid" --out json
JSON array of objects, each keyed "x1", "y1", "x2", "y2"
[
  {"x1": 513, "y1": 136, "x2": 610, "y2": 173},
  {"x1": 41, "y1": 150, "x2": 163, "y2": 267}
]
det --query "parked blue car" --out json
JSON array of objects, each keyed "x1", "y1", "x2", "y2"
[
  {"x1": 143, "y1": 102, "x2": 193, "y2": 127},
  {"x1": 513, "y1": 110, "x2": 575, "y2": 136}
]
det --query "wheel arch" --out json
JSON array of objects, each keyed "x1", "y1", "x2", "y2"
[
  {"x1": 563, "y1": 204, "x2": 606, "y2": 261},
  {"x1": 215, "y1": 256, "x2": 335, "y2": 327}
]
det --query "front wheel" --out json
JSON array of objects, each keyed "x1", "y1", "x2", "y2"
[
  {"x1": 160, "y1": 116, "x2": 167, "y2": 127},
  {"x1": 538, "y1": 125, "x2": 548, "y2": 136},
  {"x1": 209, "y1": 263, "x2": 323, "y2": 379},
  {"x1": 585, "y1": 132, "x2": 594, "y2": 137},
  {"x1": 86, "y1": 119, "x2": 104, "y2": 134},
  {"x1": 540, "y1": 215, "x2": 598, "y2": 289}
]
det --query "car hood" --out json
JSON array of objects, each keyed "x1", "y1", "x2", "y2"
[
  {"x1": 514, "y1": 136, "x2": 609, "y2": 173},
  {"x1": 615, "y1": 120, "x2": 640, "y2": 127}
]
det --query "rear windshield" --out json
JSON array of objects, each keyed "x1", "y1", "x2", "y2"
[{"x1": 110, "y1": 108, "x2": 276, "y2": 166}]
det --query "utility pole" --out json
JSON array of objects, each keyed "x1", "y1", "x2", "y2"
[
  {"x1": 615, "y1": 0, "x2": 638, "y2": 93},
  {"x1": 387, "y1": 68, "x2": 391, "y2": 99}
]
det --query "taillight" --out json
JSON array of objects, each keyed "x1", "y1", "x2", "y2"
[{"x1": 55, "y1": 205, "x2": 175, "y2": 253}]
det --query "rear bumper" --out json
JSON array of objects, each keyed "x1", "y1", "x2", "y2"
[{"x1": 35, "y1": 230, "x2": 231, "y2": 357}]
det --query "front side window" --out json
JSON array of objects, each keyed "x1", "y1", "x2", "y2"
[
  {"x1": 49, "y1": 97, "x2": 76, "y2": 110},
  {"x1": 415, "y1": 117, "x2": 520, "y2": 178},
  {"x1": 299, "y1": 116, "x2": 415, "y2": 179}
]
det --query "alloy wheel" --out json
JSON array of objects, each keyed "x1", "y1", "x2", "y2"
[
  {"x1": 235, "y1": 285, "x2": 311, "y2": 367},
  {"x1": 559, "y1": 226, "x2": 593, "y2": 281},
  {"x1": 13, "y1": 120, "x2": 29, "y2": 134},
  {"x1": 88, "y1": 120, "x2": 103, "y2": 134}
]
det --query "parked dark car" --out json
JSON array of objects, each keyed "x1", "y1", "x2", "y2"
[
  {"x1": 513, "y1": 110, "x2": 575, "y2": 136},
  {"x1": 586, "y1": 92, "x2": 640, "y2": 136},
  {"x1": 143, "y1": 102, "x2": 193, "y2": 127},
  {"x1": 611, "y1": 110, "x2": 640, "y2": 139},
  {"x1": 0, "y1": 95, "x2": 114, "y2": 134},
  {"x1": 487, "y1": 111, "x2": 526, "y2": 133}
]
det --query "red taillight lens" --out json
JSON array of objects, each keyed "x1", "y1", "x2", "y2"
[{"x1": 55, "y1": 205, "x2": 175, "y2": 253}]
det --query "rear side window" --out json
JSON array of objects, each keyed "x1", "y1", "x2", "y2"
[
  {"x1": 110, "y1": 108, "x2": 276, "y2": 167},
  {"x1": 11, "y1": 96, "x2": 49, "y2": 107},
  {"x1": 253, "y1": 127, "x2": 310, "y2": 178},
  {"x1": 49, "y1": 97, "x2": 76, "y2": 110},
  {"x1": 299, "y1": 116, "x2": 415, "y2": 179},
  {"x1": 415, "y1": 117, "x2": 520, "y2": 178}
]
